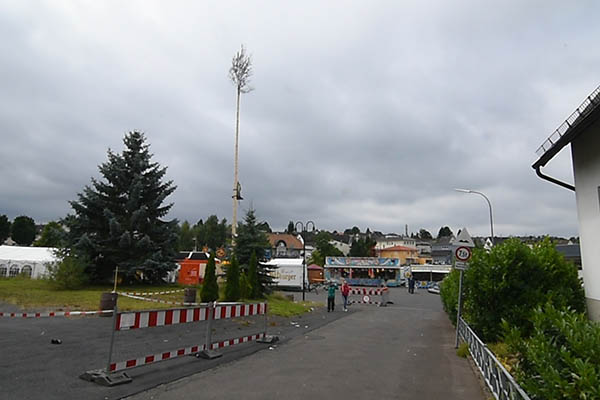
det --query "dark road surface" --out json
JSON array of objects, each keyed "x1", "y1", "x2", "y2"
[{"x1": 1, "y1": 288, "x2": 484, "y2": 400}]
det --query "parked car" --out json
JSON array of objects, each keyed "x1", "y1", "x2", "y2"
[{"x1": 427, "y1": 282, "x2": 441, "y2": 294}]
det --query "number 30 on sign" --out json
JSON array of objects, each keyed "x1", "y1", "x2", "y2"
[{"x1": 455, "y1": 246, "x2": 472, "y2": 262}]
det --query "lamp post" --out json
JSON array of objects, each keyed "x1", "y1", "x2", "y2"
[
  {"x1": 295, "y1": 221, "x2": 315, "y2": 301},
  {"x1": 455, "y1": 188, "x2": 494, "y2": 245}
]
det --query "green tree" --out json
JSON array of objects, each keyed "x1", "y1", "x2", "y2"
[
  {"x1": 308, "y1": 248, "x2": 324, "y2": 266},
  {"x1": 437, "y1": 226, "x2": 453, "y2": 239},
  {"x1": 11, "y1": 215, "x2": 36, "y2": 246},
  {"x1": 0, "y1": 215, "x2": 11, "y2": 244},
  {"x1": 349, "y1": 236, "x2": 376, "y2": 257},
  {"x1": 286, "y1": 221, "x2": 294, "y2": 234},
  {"x1": 66, "y1": 131, "x2": 178, "y2": 283},
  {"x1": 177, "y1": 220, "x2": 195, "y2": 251},
  {"x1": 461, "y1": 238, "x2": 585, "y2": 342},
  {"x1": 239, "y1": 270, "x2": 250, "y2": 299},
  {"x1": 46, "y1": 248, "x2": 89, "y2": 289},
  {"x1": 224, "y1": 255, "x2": 241, "y2": 301},
  {"x1": 204, "y1": 215, "x2": 223, "y2": 251},
  {"x1": 200, "y1": 253, "x2": 219, "y2": 302},
  {"x1": 234, "y1": 208, "x2": 273, "y2": 296},
  {"x1": 418, "y1": 229, "x2": 433, "y2": 240},
  {"x1": 314, "y1": 231, "x2": 344, "y2": 259},
  {"x1": 34, "y1": 221, "x2": 66, "y2": 247},
  {"x1": 248, "y1": 250, "x2": 260, "y2": 298}
]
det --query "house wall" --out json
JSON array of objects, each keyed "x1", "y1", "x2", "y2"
[
  {"x1": 572, "y1": 122, "x2": 600, "y2": 321},
  {"x1": 378, "y1": 249, "x2": 419, "y2": 265}
]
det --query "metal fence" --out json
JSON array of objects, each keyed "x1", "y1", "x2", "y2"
[
  {"x1": 536, "y1": 85, "x2": 600, "y2": 157},
  {"x1": 458, "y1": 317, "x2": 531, "y2": 400}
]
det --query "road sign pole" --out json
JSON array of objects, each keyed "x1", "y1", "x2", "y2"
[{"x1": 455, "y1": 269, "x2": 464, "y2": 348}]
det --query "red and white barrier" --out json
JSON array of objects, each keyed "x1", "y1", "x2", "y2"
[
  {"x1": 81, "y1": 300, "x2": 273, "y2": 385},
  {"x1": 116, "y1": 307, "x2": 210, "y2": 331},
  {"x1": 213, "y1": 303, "x2": 267, "y2": 320},
  {"x1": 115, "y1": 302, "x2": 267, "y2": 330},
  {"x1": 0, "y1": 310, "x2": 113, "y2": 318},
  {"x1": 119, "y1": 289, "x2": 185, "y2": 296},
  {"x1": 108, "y1": 333, "x2": 265, "y2": 372},
  {"x1": 349, "y1": 287, "x2": 387, "y2": 296},
  {"x1": 117, "y1": 291, "x2": 197, "y2": 306},
  {"x1": 348, "y1": 287, "x2": 389, "y2": 306}
]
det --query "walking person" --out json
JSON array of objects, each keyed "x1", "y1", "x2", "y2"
[
  {"x1": 327, "y1": 282, "x2": 337, "y2": 312},
  {"x1": 408, "y1": 275, "x2": 415, "y2": 294},
  {"x1": 341, "y1": 279, "x2": 350, "y2": 312}
]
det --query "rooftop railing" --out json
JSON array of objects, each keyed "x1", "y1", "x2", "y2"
[{"x1": 536, "y1": 85, "x2": 600, "y2": 157}]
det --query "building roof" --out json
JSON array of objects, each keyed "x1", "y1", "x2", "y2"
[
  {"x1": 267, "y1": 233, "x2": 303, "y2": 249},
  {"x1": 379, "y1": 245, "x2": 417, "y2": 252},
  {"x1": 0, "y1": 245, "x2": 57, "y2": 262},
  {"x1": 555, "y1": 244, "x2": 581, "y2": 258},
  {"x1": 533, "y1": 85, "x2": 600, "y2": 168},
  {"x1": 264, "y1": 258, "x2": 303, "y2": 266},
  {"x1": 307, "y1": 264, "x2": 323, "y2": 270}
]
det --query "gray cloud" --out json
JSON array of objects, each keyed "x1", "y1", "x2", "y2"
[{"x1": 1, "y1": 0, "x2": 597, "y2": 238}]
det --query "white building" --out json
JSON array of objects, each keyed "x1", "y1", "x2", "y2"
[
  {"x1": 533, "y1": 85, "x2": 600, "y2": 321},
  {"x1": 0, "y1": 246, "x2": 58, "y2": 279},
  {"x1": 375, "y1": 235, "x2": 417, "y2": 250}
]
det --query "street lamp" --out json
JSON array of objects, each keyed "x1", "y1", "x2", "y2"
[
  {"x1": 295, "y1": 221, "x2": 315, "y2": 302},
  {"x1": 455, "y1": 188, "x2": 494, "y2": 245}
]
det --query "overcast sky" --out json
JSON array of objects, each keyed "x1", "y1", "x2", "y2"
[{"x1": 1, "y1": 1, "x2": 598, "y2": 238}]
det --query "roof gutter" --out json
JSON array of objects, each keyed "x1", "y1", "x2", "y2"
[{"x1": 534, "y1": 165, "x2": 575, "y2": 191}]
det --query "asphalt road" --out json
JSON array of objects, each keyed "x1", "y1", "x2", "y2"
[
  {"x1": 1, "y1": 288, "x2": 484, "y2": 400},
  {"x1": 126, "y1": 288, "x2": 484, "y2": 400},
  {"x1": 0, "y1": 297, "x2": 345, "y2": 400}
]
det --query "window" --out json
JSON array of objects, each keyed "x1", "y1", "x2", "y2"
[
  {"x1": 21, "y1": 265, "x2": 32, "y2": 278},
  {"x1": 276, "y1": 241, "x2": 287, "y2": 257},
  {"x1": 9, "y1": 265, "x2": 20, "y2": 277},
  {"x1": 0, "y1": 264, "x2": 6, "y2": 277}
]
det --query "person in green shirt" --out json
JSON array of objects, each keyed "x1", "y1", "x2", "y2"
[{"x1": 327, "y1": 282, "x2": 337, "y2": 312}]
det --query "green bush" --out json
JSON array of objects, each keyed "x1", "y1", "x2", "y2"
[
  {"x1": 504, "y1": 304, "x2": 600, "y2": 399},
  {"x1": 463, "y1": 238, "x2": 585, "y2": 342},
  {"x1": 440, "y1": 269, "x2": 460, "y2": 325},
  {"x1": 46, "y1": 252, "x2": 89, "y2": 290},
  {"x1": 224, "y1": 255, "x2": 240, "y2": 301},
  {"x1": 200, "y1": 253, "x2": 219, "y2": 302}
]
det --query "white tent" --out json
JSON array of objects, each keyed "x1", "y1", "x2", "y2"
[{"x1": 0, "y1": 246, "x2": 58, "y2": 279}]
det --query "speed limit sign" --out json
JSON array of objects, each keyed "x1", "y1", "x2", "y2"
[{"x1": 455, "y1": 246, "x2": 472, "y2": 262}]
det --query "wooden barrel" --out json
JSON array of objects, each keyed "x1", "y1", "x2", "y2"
[
  {"x1": 184, "y1": 288, "x2": 197, "y2": 303},
  {"x1": 99, "y1": 292, "x2": 117, "y2": 316}
]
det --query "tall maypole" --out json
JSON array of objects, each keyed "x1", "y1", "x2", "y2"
[{"x1": 229, "y1": 45, "x2": 253, "y2": 242}]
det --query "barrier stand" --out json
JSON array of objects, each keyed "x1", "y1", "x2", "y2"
[
  {"x1": 257, "y1": 303, "x2": 278, "y2": 344},
  {"x1": 81, "y1": 301, "x2": 276, "y2": 386},
  {"x1": 197, "y1": 302, "x2": 221, "y2": 359},
  {"x1": 80, "y1": 293, "x2": 132, "y2": 386}
]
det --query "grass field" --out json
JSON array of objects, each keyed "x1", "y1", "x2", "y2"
[{"x1": 0, "y1": 278, "x2": 319, "y2": 316}]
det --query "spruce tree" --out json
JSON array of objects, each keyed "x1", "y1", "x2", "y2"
[
  {"x1": 66, "y1": 131, "x2": 178, "y2": 283},
  {"x1": 201, "y1": 253, "x2": 219, "y2": 302},
  {"x1": 239, "y1": 271, "x2": 249, "y2": 299},
  {"x1": 224, "y1": 255, "x2": 240, "y2": 301},
  {"x1": 248, "y1": 250, "x2": 260, "y2": 298},
  {"x1": 234, "y1": 208, "x2": 274, "y2": 296}
]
